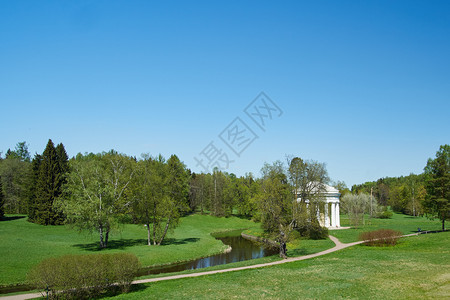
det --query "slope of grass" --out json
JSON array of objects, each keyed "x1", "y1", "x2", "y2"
[
  {"x1": 0, "y1": 214, "x2": 262, "y2": 286},
  {"x1": 106, "y1": 232, "x2": 450, "y2": 299}
]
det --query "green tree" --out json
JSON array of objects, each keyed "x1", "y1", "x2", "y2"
[
  {"x1": 163, "y1": 154, "x2": 190, "y2": 239},
  {"x1": 15, "y1": 141, "x2": 31, "y2": 162},
  {"x1": 33, "y1": 139, "x2": 63, "y2": 225},
  {"x1": 27, "y1": 154, "x2": 42, "y2": 222},
  {"x1": 57, "y1": 151, "x2": 134, "y2": 248},
  {"x1": 341, "y1": 193, "x2": 371, "y2": 227},
  {"x1": 0, "y1": 176, "x2": 4, "y2": 219},
  {"x1": 258, "y1": 158, "x2": 330, "y2": 258},
  {"x1": 424, "y1": 145, "x2": 450, "y2": 231},
  {"x1": 0, "y1": 152, "x2": 30, "y2": 214},
  {"x1": 130, "y1": 155, "x2": 166, "y2": 245},
  {"x1": 130, "y1": 154, "x2": 189, "y2": 245},
  {"x1": 258, "y1": 161, "x2": 292, "y2": 258}
]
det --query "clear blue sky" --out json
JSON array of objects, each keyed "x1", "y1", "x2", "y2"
[{"x1": 1, "y1": 0, "x2": 449, "y2": 187}]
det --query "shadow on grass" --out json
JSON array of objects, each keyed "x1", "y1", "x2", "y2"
[
  {"x1": 73, "y1": 237, "x2": 200, "y2": 251},
  {"x1": 0, "y1": 215, "x2": 26, "y2": 221},
  {"x1": 288, "y1": 248, "x2": 309, "y2": 256},
  {"x1": 90, "y1": 283, "x2": 148, "y2": 299}
]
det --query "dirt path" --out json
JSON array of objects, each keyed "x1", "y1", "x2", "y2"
[{"x1": 0, "y1": 235, "x2": 368, "y2": 300}]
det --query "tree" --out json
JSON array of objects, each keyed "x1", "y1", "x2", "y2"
[
  {"x1": 333, "y1": 180, "x2": 350, "y2": 197},
  {"x1": 0, "y1": 176, "x2": 4, "y2": 219},
  {"x1": 424, "y1": 145, "x2": 450, "y2": 231},
  {"x1": 258, "y1": 158, "x2": 329, "y2": 258},
  {"x1": 0, "y1": 144, "x2": 31, "y2": 214},
  {"x1": 341, "y1": 193, "x2": 370, "y2": 227},
  {"x1": 258, "y1": 161, "x2": 291, "y2": 258},
  {"x1": 130, "y1": 154, "x2": 189, "y2": 246},
  {"x1": 163, "y1": 154, "x2": 190, "y2": 239},
  {"x1": 27, "y1": 154, "x2": 42, "y2": 222},
  {"x1": 57, "y1": 151, "x2": 134, "y2": 248},
  {"x1": 130, "y1": 155, "x2": 166, "y2": 245},
  {"x1": 15, "y1": 141, "x2": 31, "y2": 162},
  {"x1": 33, "y1": 139, "x2": 63, "y2": 225}
]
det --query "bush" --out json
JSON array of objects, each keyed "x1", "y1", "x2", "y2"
[
  {"x1": 359, "y1": 229, "x2": 403, "y2": 246},
  {"x1": 377, "y1": 210, "x2": 393, "y2": 219},
  {"x1": 295, "y1": 221, "x2": 328, "y2": 240},
  {"x1": 27, "y1": 253, "x2": 140, "y2": 299}
]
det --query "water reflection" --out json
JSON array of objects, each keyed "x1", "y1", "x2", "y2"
[{"x1": 139, "y1": 232, "x2": 277, "y2": 276}]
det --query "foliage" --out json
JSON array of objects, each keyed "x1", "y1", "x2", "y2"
[
  {"x1": 295, "y1": 219, "x2": 329, "y2": 240},
  {"x1": 30, "y1": 139, "x2": 68, "y2": 225},
  {"x1": 189, "y1": 171, "x2": 258, "y2": 217},
  {"x1": 27, "y1": 253, "x2": 139, "y2": 299},
  {"x1": 340, "y1": 193, "x2": 375, "y2": 227},
  {"x1": 56, "y1": 151, "x2": 134, "y2": 248},
  {"x1": 352, "y1": 174, "x2": 427, "y2": 216},
  {"x1": 376, "y1": 207, "x2": 393, "y2": 219},
  {"x1": 130, "y1": 154, "x2": 190, "y2": 246},
  {"x1": 0, "y1": 147, "x2": 31, "y2": 214},
  {"x1": 0, "y1": 176, "x2": 3, "y2": 218},
  {"x1": 258, "y1": 158, "x2": 330, "y2": 258},
  {"x1": 359, "y1": 229, "x2": 403, "y2": 246},
  {"x1": 423, "y1": 144, "x2": 450, "y2": 231}
]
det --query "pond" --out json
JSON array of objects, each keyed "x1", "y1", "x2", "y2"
[{"x1": 138, "y1": 230, "x2": 277, "y2": 276}]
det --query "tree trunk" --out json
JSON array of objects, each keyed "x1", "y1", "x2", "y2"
[
  {"x1": 147, "y1": 223, "x2": 151, "y2": 245},
  {"x1": 105, "y1": 230, "x2": 109, "y2": 248},
  {"x1": 279, "y1": 241, "x2": 287, "y2": 259},
  {"x1": 99, "y1": 226, "x2": 105, "y2": 248},
  {"x1": 158, "y1": 217, "x2": 171, "y2": 245}
]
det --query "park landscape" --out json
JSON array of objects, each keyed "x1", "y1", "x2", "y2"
[
  {"x1": 1, "y1": 1, "x2": 450, "y2": 299},
  {"x1": 0, "y1": 141, "x2": 448, "y2": 299}
]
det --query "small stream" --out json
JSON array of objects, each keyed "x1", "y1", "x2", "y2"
[{"x1": 138, "y1": 230, "x2": 277, "y2": 276}]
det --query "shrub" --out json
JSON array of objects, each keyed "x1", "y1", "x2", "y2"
[
  {"x1": 295, "y1": 221, "x2": 328, "y2": 240},
  {"x1": 27, "y1": 253, "x2": 140, "y2": 299},
  {"x1": 376, "y1": 206, "x2": 393, "y2": 219},
  {"x1": 377, "y1": 210, "x2": 393, "y2": 219},
  {"x1": 359, "y1": 229, "x2": 403, "y2": 246}
]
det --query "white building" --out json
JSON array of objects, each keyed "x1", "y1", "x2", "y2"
[{"x1": 296, "y1": 183, "x2": 341, "y2": 228}]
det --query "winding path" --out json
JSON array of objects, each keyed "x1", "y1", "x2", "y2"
[{"x1": 1, "y1": 233, "x2": 422, "y2": 300}]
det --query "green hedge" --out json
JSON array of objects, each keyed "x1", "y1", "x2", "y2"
[{"x1": 27, "y1": 253, "x2": 140, "y2": 299}]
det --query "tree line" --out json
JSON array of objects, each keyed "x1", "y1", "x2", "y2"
[
  {"x1": 1, "y1": 141, "x2": 448, "y2": 253},
  {"x1": 350, "y1": 145, "x2": 449, "y2": 230}
]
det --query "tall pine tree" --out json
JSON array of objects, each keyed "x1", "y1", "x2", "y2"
[
  {"x1": 55, "y1": 143, "x2": 69, "y2": 198},
  {"x1": 0, "y1": 176, "x2": 4, "y2": 219},
  {"x1": 27, "y1": 154, "x2": 42, "y2": 222},
  {"x1": 34, "y1": 139, "x2": 64, "y2": 225}
]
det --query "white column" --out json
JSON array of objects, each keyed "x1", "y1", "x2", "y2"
[
  {"x1": 324, "y1": 202, "x2": 330, "y2": 227},
  {"x1": 331, "y1": 202, "x2": 336, "y2": 227},
  {"x1": 336, "y1": 202, "x2": 340, "y2": 227}
]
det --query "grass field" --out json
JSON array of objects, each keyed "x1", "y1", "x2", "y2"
[
  {"x1": 105, "y1": 231, "x2": 450, "y2": 299},
  {"x1": 0, "y1": 212, "x2": 445, "y2": 295},
  {"x1": 0, "y1": 214, "x2": 263, "y2": 286},
  {"x1": 332, "y1": 213, "x2": 444, "y2": 243}
]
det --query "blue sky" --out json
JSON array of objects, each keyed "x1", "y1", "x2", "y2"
[{"x1": 1, "y1": 0, "x2": 449, "y2": 187}]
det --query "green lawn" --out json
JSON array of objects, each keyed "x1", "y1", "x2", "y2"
[
  {"x1": 331, "y1": 213, "x2": 443, "y2": 243},
  {"x1": 106, "y1": 231, "x2": 450, "y2": 299},
  {"x1": 0, "y1": 212, "x2": 444, "y2": 294},
  {"x1": 0, "y1": 214, "x2": 263, "y2": 286}
]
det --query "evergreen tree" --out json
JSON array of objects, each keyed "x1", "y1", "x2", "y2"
[
  {"x1": 0, "y1": 176, "x2": 4, "y2": 219},
  {"x1": 27, "y1": 154, "x2": 42, "y2": 222},
  {"x1": 34, "y1": 139, "x2": 63, "y2": 225},
  {"x1": 424, "y1": 145, "x2": 450, "y2": 231},
  {"x1": 55, "y1": 143, "x2": 69, "y2": 199}
]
